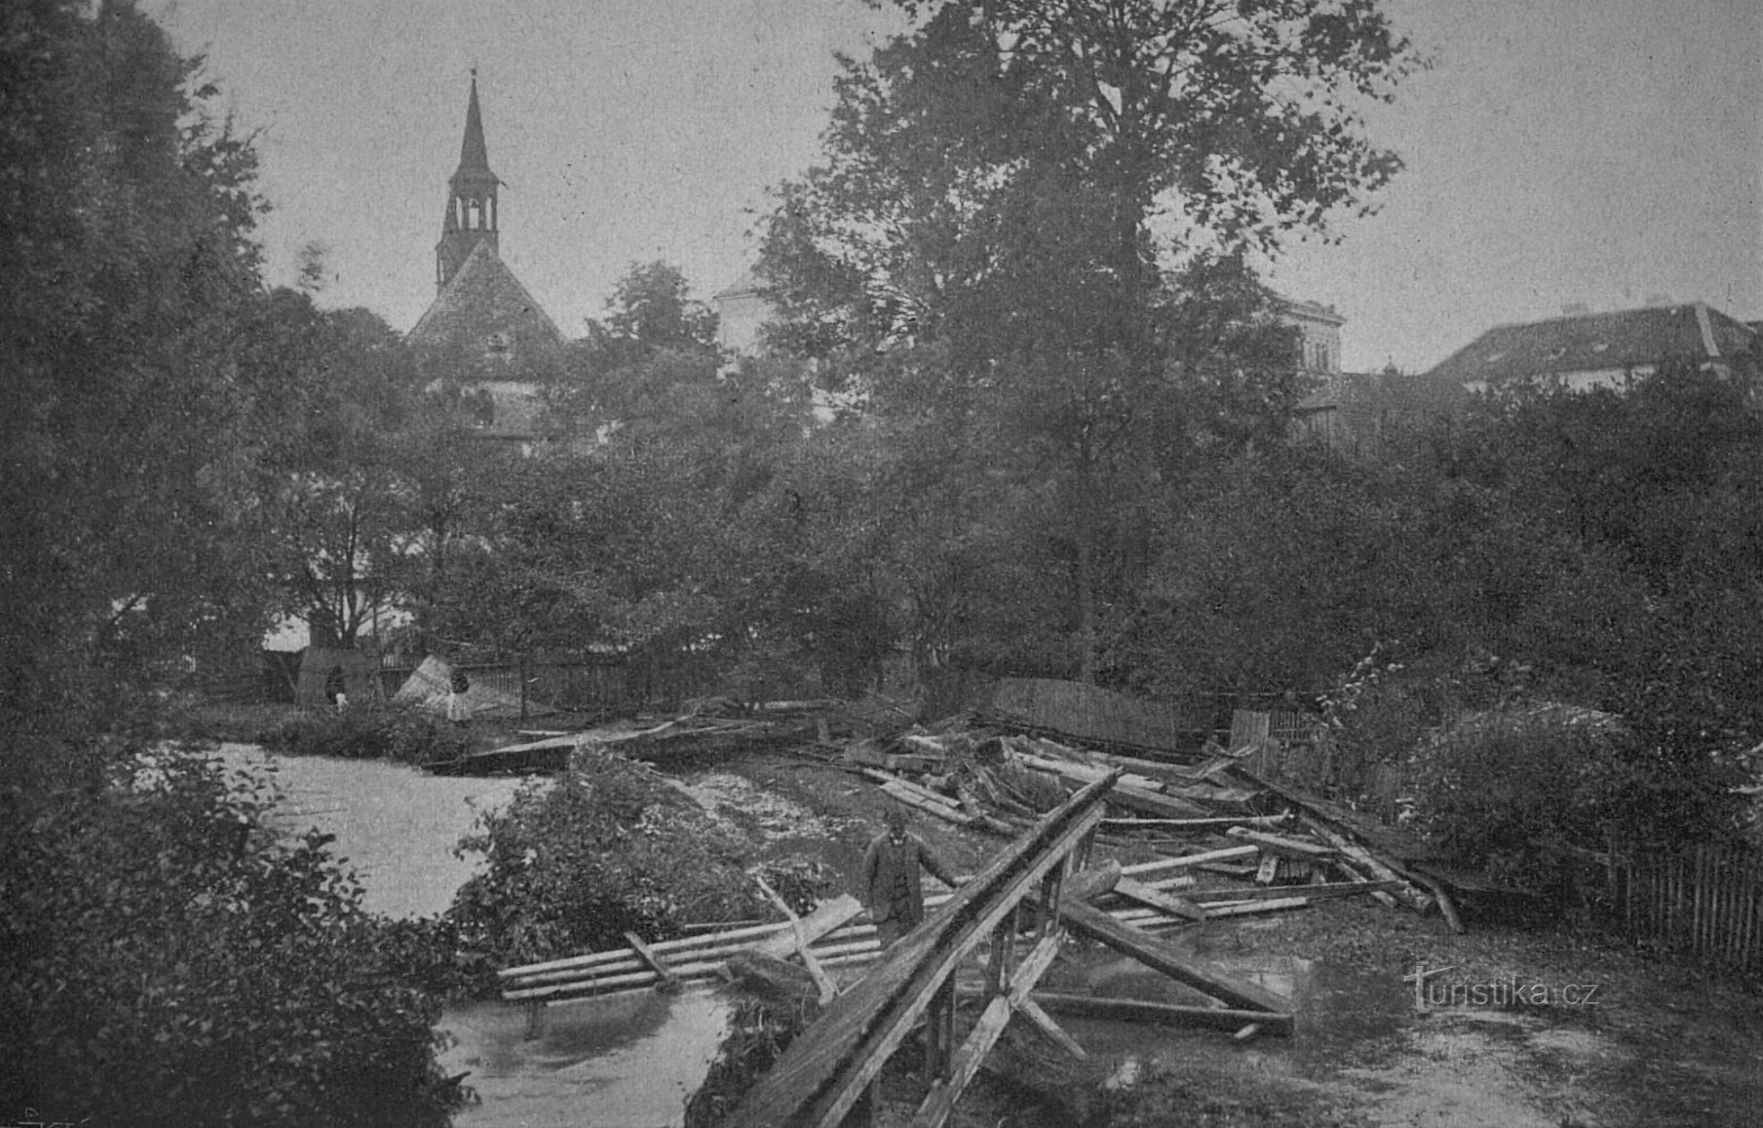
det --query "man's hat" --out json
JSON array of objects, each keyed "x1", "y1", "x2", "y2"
[{"x1": 884, "y1": 805, "x2": 909, "y2": 830}]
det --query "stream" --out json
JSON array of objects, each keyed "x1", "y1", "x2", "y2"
[{"x1": 214, "y1": 745, "x2": 731, "y2": 1128}]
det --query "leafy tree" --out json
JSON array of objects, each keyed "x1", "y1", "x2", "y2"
[
  {"x1": 253, "y1": 294, "x2": 424, "y2": 648},
  {"x1": 582, "y1": 259, "x2": 721, "y2": 369},
  {"x1": 0, "y1": 0, "x2": 278, "y2": 783},
  {"x1": 759, "y1": 0, "x2": 1416, "y2": 679}
]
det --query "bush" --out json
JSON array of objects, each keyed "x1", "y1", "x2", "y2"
[
  {"x1": 449, "y1": 748, "x2": 762, "y2": 970},
  {"x1": 1410, "y1": 701, "x2": 1639, "y2": 889},
  {"x1": 262, "y1": 704, "x2": 467, "y2": 764},
  {"x1": 1, "y1": 747, "x2": 467, "y2": 1126}
]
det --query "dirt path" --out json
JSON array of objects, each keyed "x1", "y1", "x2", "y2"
[{"x1": 703, "y1": 752, "x2": 1763, "y2": 1128}]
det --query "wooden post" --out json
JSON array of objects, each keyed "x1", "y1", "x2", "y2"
[{"x1": 523, "y1": 1000, "x2": 545, "y2": 1041}]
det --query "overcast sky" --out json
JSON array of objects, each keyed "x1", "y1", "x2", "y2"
[{"x1": 150, "y1": 0, "x2": 1760, "y2": 374}]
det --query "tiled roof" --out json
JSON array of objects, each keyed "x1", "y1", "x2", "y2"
[
  {"x1": 1422, "y1": 303, "x2": 1756, "y2": 387},
  {"x1": 406, "y1": 241, "x2": 564, "y2": 354}
]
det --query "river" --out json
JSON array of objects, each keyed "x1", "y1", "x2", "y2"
[{"x1": 215, "y1": 744, "x2": 731, "y2": 1128}]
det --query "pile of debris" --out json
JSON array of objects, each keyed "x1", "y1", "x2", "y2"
[{"x1": 847, "y1": 715, "x2": 1453, "y2": 929}]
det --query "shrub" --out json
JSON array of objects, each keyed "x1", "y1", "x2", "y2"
[
  {"x1": 262, "y1": 704, "x2": 466, "y2": 764},
  {"x1": 449, "y1": 748, "x2": 762, "y2": 970},
  {"x1": 1, "y1": 747, "x2": 467, "y2": 1126},
  {"x1": 1410, "y1": 701, "x2": 1639, "y2": 889}
]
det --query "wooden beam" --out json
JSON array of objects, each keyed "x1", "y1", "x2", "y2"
[
  {"x1": 1227, "y1": 826, "x2": 1338, "y2": 858},
  {"x1": 1188, "y1": 880, "x2": 1399, "y2": 904},
  {"x1": 1113, "y1": 876, "x2": 1209, "y2": 921},
  {"x1": 755, "y1": 874, "x2": 838, "y2": 1005},
  {"x1": 911, "y1": 931, "x2": 1067, "y2": 1127},
  {"x1": 1102, "y1": 814, "x2": 1292, "y2": 832},
  {"x1": 1119, "y1": 846, "x2": 1258, "y2": 878},
  {"x1": 1013, "y1": 753, "x2": 1209, "y2": 818},
  {"x1": 1197, "y1": 897, "x2": 1310, "y2": 920},
  {"x1": 881, "y1": 780, "x2": 976, "y2": 826},
  {"x1": 1412, "y1": 871, "x2": 1466, "y2": 934},
  {"x1": 862, "y1": 768, "x2": 962, "y2": 809},
  {"x1": 622, "y1": 931, "x2": 678, "y2": 990},
  {"x1": 1031, "y1": 992, "x2": 1294, "y2": 1038},
  {"x1": 1058, "y1": 900, "x2": 1291, "y2": 1015},
  {"x1": 1016, "y1": 997, "x2": 1087, "y2": 1060},
  {"x1": 752, "y1": 895, "x2": 867, "y2": 960}
]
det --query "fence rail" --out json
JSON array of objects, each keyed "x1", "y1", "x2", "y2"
[
  {"x1": 1612, "y1": 840, "x2": 1763, "y2": 974},
  {"x1": 375, "y1": 658, "x2": 716, "y2": 715}
]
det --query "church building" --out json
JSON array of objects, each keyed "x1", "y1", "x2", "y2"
[{"x1": 406, "y1": 72, "x2": 565, "y2": 444}]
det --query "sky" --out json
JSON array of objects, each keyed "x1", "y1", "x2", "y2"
[{"x1": 149, "y1": 0, "x2": 1761, "y2": 375}]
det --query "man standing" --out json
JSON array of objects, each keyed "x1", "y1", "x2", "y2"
[{"x1": 862, "y1": 806, "x2": 963, "y2": 949}]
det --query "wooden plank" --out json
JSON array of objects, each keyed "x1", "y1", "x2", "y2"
[
  {"x1": 881, "y1": 780, "x2": 976, "y2": 825},
  {"x1": 723, "y1": 773, "x2": 1119, "y2": 1128},
  {"x1": 1119, "y1": 846, "x2": 1258, "y2": 877},
  {"x1": 1113, "y1": 876, "x2": 1209, "y2": 921},
  {"x1": 1031, "y1": 992, "x2": 1294, "y2": 1037},
  {"x1": 1411, "y1": 872, "x2": 1465, "y2": 934},
  {"x1": 1057, "y1": 899, "x2": 1290, "y2": 1014},
  {"x1": 1188, "y1": 880, "x2": 1399, "y2": 904},
  {"x1": 1300, "y1": 818, "x2": 1434, "y2": 913},
  {"x1": 1015, "y1": 997, "x2": 1088, "y2": 1060},
  {"x1": 1101, "y1": 814, "x2": 1291, "y2": 832},
  {"x1": 623, "y1": 931, "x2": 678, "y2": 989},
  {"x1": 1014, "y1": 753, "x2": 1209, "y2": 818},
  {"x1": 1227, "y1": 826, "x2": 1338, "y2": 859},
  {"x1": 1196, "y1": 897, "x2": 1310, "y2": 920},
  {"x1": 863, "y1": 768, "x2": 962, "y2": 808},
  {"x1": 755, "y1": 875, "x2": 839, "y2": 1005},
  {"x1": 752, "y1": 895, "x2": 868, "y2": 960}
]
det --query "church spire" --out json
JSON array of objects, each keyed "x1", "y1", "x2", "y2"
[{"x1": 436, "y1": 70, "x2": 500, "y2": 290}]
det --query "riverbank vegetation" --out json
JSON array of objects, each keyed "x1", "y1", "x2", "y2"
[
  {"x1": 1, "y1": 747, "x2": 467, "y2": 1125},
  {"x1": 261, "y1": 704, "x2": 470, "y2": 765}
]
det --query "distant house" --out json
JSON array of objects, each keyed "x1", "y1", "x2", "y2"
[
  {"x1": 1280, "y1": 297, "x2": 1345, "y2": 376},
  {"x1": 405, "y1": 73, "x2": 566, "y2": 448},
  {"x1": 712, "y1": 266, "x2": 771, "y2": 357},
  {"x1": 1286, "y1": 299, "x2": 1466, "y2": 453},
  {"x1": 1421, "y1": 302, "x2": 1757, "y2": 395}
]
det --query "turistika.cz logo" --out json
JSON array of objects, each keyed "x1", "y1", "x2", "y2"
[{"x1": 1403, "y1": 964, "x2": 1603, "y2": 1013}]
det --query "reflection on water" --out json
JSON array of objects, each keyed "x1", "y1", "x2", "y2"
[
  {"x1": 1067, "y1": 943, "x2": 1413, "y2": 1084},
  {"x1": 214, "y1": 744, "x2": 728, "y2": 1127},
  {"x1": 214, "y1": 742, "x2": 527, "y2": 919},
  {"x1": 441, "y1": 991, "x2": 732, "y2": 1128}
]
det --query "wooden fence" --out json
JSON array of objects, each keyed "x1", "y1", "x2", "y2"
[
  {"x1": 376, "y1": 657, "x2": 717, "y2": 716},
  {"x1": 1611, "y1": 840, "x2": 1763, "y2": 974}
]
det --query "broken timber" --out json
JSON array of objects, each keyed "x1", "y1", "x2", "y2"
[
  {"x1": 721, "y1": 772, "x2": 1121, "y2": 1128},
  {"x1": 1056, "y1": 898, "x2": 1291, "y2": 1015}
]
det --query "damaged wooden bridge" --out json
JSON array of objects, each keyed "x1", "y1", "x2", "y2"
[{"x1": 720, "y1": 771, "x2": 1293, "y2": 1128}]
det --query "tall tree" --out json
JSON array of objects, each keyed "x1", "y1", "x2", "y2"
[
  {"x1": 0, "y1": 0, "x2": 274, "y2": 780},
  {"x1": 762, "y1": 0, "x2": 1413, "y2": 679}
]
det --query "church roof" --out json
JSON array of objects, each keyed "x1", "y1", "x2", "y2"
[
  {"x1": 450, "y1": 73, "x2": 500, "y2": 192},
  {"x1": 407, "y1": 240, "x2": 564, "y2": 352}
]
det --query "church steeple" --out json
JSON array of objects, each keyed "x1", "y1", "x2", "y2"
[{"x1": 436, "y1": 70, "x2": 501, "y2": 290}]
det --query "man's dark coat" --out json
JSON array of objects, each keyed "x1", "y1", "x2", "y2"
[{"x1": 861, "y1": 831, "x2": 957, "y2": 927}]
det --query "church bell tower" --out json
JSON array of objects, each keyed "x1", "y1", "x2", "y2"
[{"x1": 435, "y1": 70, "x2": 500, "y2": 290}]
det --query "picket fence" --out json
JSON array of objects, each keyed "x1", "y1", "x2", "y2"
[{"x1": 1612, "y1": 839, "x2": 1763, "y2": 974}]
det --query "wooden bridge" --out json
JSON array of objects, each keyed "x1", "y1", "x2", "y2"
[
  {"x1": 721, "y1": 770, "x2": 1120, "y2": 1128},
  {"x1": 498, "y1": 763, "x2": 1303, "y2": 1126}
]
